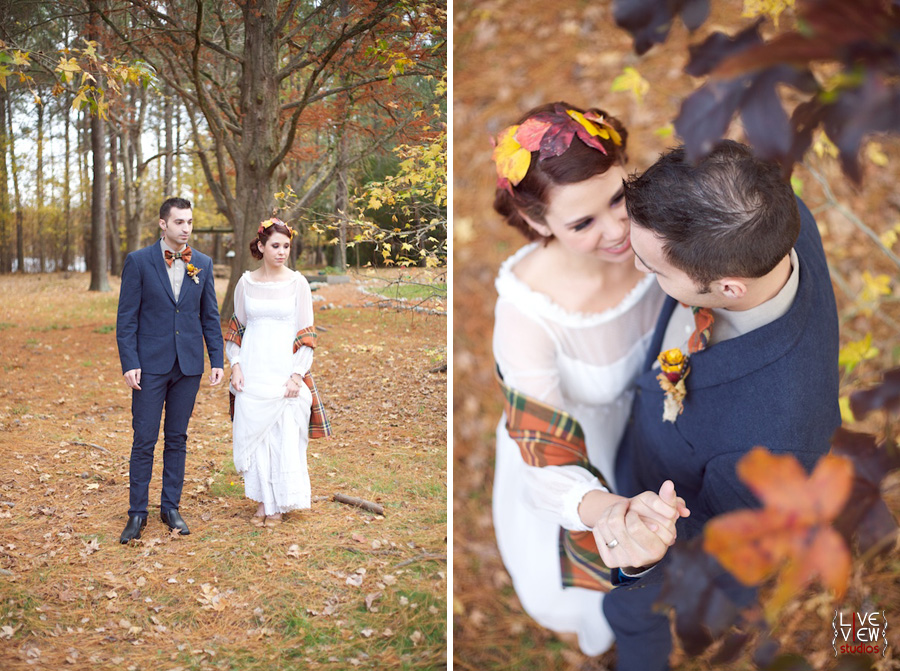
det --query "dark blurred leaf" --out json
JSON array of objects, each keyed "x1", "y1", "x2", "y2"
[
  {"x1": 709, "y1": 631, "x2": 750, "y2": 665},
  {"x1": 679, "y1": 0, "x2": 709, "y2": 31},
  {"x1": 789, "y1": 99, "x2": 829, "y2": 167},
  {"x1": 823, "y1": 74, "x2": 900, "y2": 184},
  {"x1": 675, "y1": 79, "x2": 745, "y2": 161},
  {"x1": 849, "y1": 367, "x2": 900, "y2": 420},
  {"x1": 831, "y1": 428, "x2": 900, "y2": 554},
  {"x1": 762, "y1": 653, "x2": 815, "y2": 671},
  {"x1": 714, "y1": 0, "x2": 899, "y2": 79},
  {"x1": 657, "y1": 538, "x2": 747, "y2": 656},
  {"x1": 622, "y1": 0, "x2": 900, "y2": 184},
  {"x1": 685, "y1": 21, "x2": 763, "y2": 78},
  {"x1": 613, "y1": 0, "x2": 709, "y2": 55},
  {"x1": 752, "y1": 634, "x2": 780, "y2": 668},
  {"x1": 835, "y1": 655, "x2": 879, "y2": 670},
  {"x1": 740, "y1": 66, "x2": 818, "y2": 164},
  {"x1": 676, "y1": 61, "x2": 816, "y2": 164}
]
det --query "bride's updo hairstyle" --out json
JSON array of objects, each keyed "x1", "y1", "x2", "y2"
[
  {"x1": 250, "y1": 217, "x2": 295, "y2": 259},
  {"x1": 492, "y1": 102, "x2": 628, "y2": 241}
]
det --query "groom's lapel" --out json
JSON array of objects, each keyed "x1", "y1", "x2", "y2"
[
  {"x1": 643, "y1": 296, "x2": 677, "y2": 372},
  {"x1": 150, "y1": 244, "x2": 177, "y2": 304},
  {"x1": 175, "y1": 264, "x2": 192, "y2": 305}
]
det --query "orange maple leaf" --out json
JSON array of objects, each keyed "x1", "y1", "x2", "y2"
[
  {"x1": 492, "y1": 125, "x2": 531, "y2": 187},
  {"x1": 703, "y1": 447, "x2": 853, "y2": 617}
]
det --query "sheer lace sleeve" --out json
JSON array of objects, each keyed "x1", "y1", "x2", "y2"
[
  {"x1": 493, "y1": 297, "x2": 608, "y2": 531},
  {"x1": 292, "y1": 273, "x2": 314, "y2": 376},
  {"x1": 494, "y1": 299, "x2": 564, "y2": 407},
  {"x1": 226, "y1": 276, "x2": 247, "y2": 366}
]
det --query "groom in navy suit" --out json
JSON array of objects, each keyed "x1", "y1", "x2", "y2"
[
  {"x1": 116, "y1": 197, "x2": 224, "y2": 543},
  {"x1": 599, "y1": 142, "x2": 841, "y2": 670}
]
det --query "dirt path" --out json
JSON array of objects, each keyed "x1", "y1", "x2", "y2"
[{"x1": 0, "y1": 270, "x2": 446, "y2": 670}]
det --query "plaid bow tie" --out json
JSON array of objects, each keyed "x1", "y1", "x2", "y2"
[
  {"x1": 164, "y1": 246, "x2": 192, "y2": 268},
  {"x1": 688, "y1": 306, "x2": 714, "y2": 354}
]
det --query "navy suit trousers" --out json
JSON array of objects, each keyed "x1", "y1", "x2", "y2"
[{"x1": 128, "y1": 360, "x2": 201, "y2": 517}]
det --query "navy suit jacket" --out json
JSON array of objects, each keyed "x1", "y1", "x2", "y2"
[
  {"x1": 116, "y1": 242, "x2": 224, "y2": 377},
  {"x1": 616, "y1": 197, "x2": 840, "y2": 527},
  {"x1": 604, "y1": 198, "x2": 841, "y2": 671}
]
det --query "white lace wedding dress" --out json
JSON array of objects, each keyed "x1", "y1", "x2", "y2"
[
  {"x1": 492, "y1": 242, "x2": 665, "y2": 655},
  {"x1": 226, "y1": 272, "x2": 314, "y2": 514}
]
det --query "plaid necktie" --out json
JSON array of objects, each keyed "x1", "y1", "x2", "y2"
[
  {"x1": 688, "y1": 306, "x2": 714, "y2": 354},
  {"x1": 164, "y1": 246, "x2": 192, "y2": 267}
]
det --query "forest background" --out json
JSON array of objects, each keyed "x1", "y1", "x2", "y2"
[
  {"x1": 453, "y1": 0, "x2": 900, "y2": 669},
  {"x1": 0, "y1": 1, "x2": 448, "y2": 669}
]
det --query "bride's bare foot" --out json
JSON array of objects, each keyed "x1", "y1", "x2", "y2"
[{"x1": 251, "y1": 504, "x2": 266, "y2": 526}]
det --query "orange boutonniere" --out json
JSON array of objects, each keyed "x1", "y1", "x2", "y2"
[
  {"x1": 657, "y1": 348, "x2": 690, "y2": 422},
  {"x1": 186, "y1": 263, "x2": 201, "y2": 284}
]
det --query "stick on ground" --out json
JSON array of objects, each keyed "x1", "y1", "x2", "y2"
[
  {"x1": 72, "y1": 441, "x2": 113, "y2": 455},
  {"x1": 333, "y1": 493, "x2": 384, "y2": 516}
]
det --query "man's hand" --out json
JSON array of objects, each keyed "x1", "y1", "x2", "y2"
[
  {"x1": 124, "y1": 369, "x2": 142, "y2": 390},
  {"x1": 209, "y1": 368, "x2": 224, "y2": 386}
]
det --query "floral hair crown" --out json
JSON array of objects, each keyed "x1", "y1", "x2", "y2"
[
  {"x1": 491, "y1": 104, "x2": 623, "y2": 191},
  {"x1": 258, "y1": 217, "x2": 296, "y2": 239}
]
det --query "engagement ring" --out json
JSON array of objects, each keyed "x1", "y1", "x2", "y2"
[{"x1": 606, "y1": 539, "x2": 619, "y2": 549}]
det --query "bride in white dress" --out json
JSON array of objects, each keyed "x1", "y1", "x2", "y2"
[
  {"x1": 227, "y1": 219, "x2": 315, "y2": 526},
  {"x1": 490, "y1": 103, "x2": 684, "y2": 655}
]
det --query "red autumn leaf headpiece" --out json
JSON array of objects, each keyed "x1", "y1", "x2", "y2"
[
  {"x1": 491, "y1": 104, "x2": 623, "y2": 191},
  {"x1": 258, "y1": 217, "x2": 296, "y2": 239}
]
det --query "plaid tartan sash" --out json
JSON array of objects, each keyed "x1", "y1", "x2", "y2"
[
  {"x1": 497, "y1": 367, "x2": 612, "y2": 592},
  {"x1": 293, "y1": 326, "x2": 332, "y2": 439},
  {"x1": 227, "y1": 317, "x2": 332, "y2": 439}
]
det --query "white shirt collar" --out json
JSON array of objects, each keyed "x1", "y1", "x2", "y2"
[
  {"x1": 160, "y1": 238, "x2": 187, "y2": 254},
  {"x1": 709, "y1": 248, "x2": 800, "y2": 344}
]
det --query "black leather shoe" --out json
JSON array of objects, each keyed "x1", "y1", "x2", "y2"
[
  {"x1": 119, "y1": 515, "x2": 147, "y2": 544},
  {"x1": 161, "y1": 509, "x2": 190, "y2": 535}
]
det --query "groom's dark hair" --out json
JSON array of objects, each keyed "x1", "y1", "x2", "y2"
[
  {"x1": 624, "y1": 140, "x2": 800, "y2": 288},
  {"x1": 159, "y1": 197, "x2": 192, "y2": 222}
]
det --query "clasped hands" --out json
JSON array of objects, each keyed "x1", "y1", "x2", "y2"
[{"x1": 579, "y1": 480, "x2": 690, "y2": 572}]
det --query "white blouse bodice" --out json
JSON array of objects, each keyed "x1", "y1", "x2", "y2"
[{"x1": 493, "y1": 242, "x2": 665, "y2": 528}]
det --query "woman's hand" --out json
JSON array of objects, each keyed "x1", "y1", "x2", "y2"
[
  {"x1": 285, "y1": 373, "x2": 302, "y2": 398},
  {"x1": 230, "y1": 364, "x2": 244, "y2": 392}
]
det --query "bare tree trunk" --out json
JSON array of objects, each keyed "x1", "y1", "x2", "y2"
[
  {"x1": 36, "y1": 101, "x2": 45, "y2": 272},
  {"x1": 63, "y1": 93, "x2": 72, "y2": 273},
  {"x1": 222, "y1": 0, "x2": 280, "y2": 316},
  {"x1": 163, "y1": 87, "x2": 174, "y2": 196},
  {"x1": 87, "y1": 6, "x2": 110, "y2": 291},
  {"x1": 89, "y1": 109, "x2": 110, "y2": 291},
  {"x1": 108, "y1": 122, "x2": 123, "y2": 275},
  {"x1": 334, "y1": 132, "x2": 349, "y2": 273},
  {"x1": 121, "y1": 84, "x2": 147, "y2": 255},
  {"x1": 0, "y1": 85, "x2": 10, "y2": 273},
  {"x1": 6, "y1": 94, "x2": 24, "y2": 272},
  {"x1": 80, "y1": 110, "x2": 92, "y2": 272}
]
